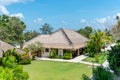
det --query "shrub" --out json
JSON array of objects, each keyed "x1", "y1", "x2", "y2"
[
  {"x1": 93, "y1": 66, "x2": 114, "y2": 80},
  {"x1": 20, "y1": 53, "x2": 31, "y2": 65},
  {"x1": 63, "y1": 52, "x2": 72, "y2": 59},
  {"x1": 2, "y1": 49, "x2": 22, "y2": 64},
  {"x1": 81, "y1": 74, "x2": 90, "y2": 80},
  {"x1": 49, "y1": 49, "x2": 57, "y2": 58},
  {"x1": 108, "y1": 45, "x2": 120, "y2": 74}
]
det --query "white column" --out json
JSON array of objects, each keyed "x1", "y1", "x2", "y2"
[{"x1": 77, "y1": 49, "x2": 79, "y2": 55}]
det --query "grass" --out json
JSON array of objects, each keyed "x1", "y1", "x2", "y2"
[
  {"x1": 23, "y1": 60, "x2": 92, "y2": 80},
  {"x1": 83, "y1": 51, "x2": 108, "y2": 64}
]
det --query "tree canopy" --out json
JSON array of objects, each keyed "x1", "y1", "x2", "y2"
[
  {"x1": 40, "y1": 23, "x2": 53, "y2": 34},
  {"x1": 0, "y1": 15, "x2": 26, "y2": 44},
  {"x1": 110, "y1": 16, "x2": 120, "y2": 40},
  {"x1": 77, "y1": 26, "x2": 93, "y2": 38},
  {"x1": 23, "y1": 30, "x2": 39, "y2": 42}
]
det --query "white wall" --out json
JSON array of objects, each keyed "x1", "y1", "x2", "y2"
[
  {"x1": 58, "y1": 49, "x2": 63, "y2": 56},
  {"x1": 42, "y1": 48, "x2": 51, "y2": 57}
]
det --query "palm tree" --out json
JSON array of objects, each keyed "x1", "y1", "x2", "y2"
[{"x1": 40, "y1": 23, "x2": 53, "y2": 34}]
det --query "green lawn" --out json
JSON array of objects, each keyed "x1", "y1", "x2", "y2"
[
  {"x1": 23, "y1": 60, "x2": 92, "y2": 80},
  {"x1": 83, "y1": 51, "x2": 108, "y2": 64}
]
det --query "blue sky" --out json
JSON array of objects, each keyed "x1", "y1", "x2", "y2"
[{"x1": 0, "y1": 0, "x2": 120, "y2": 31}]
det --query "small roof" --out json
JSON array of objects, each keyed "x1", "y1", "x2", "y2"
[
  {"x1": 0, "y1": 40, "x2": 24, "y2": 57},
  {"x1": 23, "y1": 28, "x2": 88, "y2": 50}
]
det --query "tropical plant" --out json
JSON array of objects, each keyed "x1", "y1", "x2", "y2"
[
  {"x1": 92, "y1": 66, "x2": 114, "y2": 80},
  {"x1": 0, "y1": 49, "x2": 29, "y2": 80},
  {"x1": 77, "y1": 26, "x2": 93, "y2": 38},
  {"x1": 0, "y1": 15, "x2": 26, "y2": 44},
  {"x1": 86, "y1": 30, "x2": 113, "y2": 57},
  {"x1": 40, "y1": 23, "x2": 53, "y2": 34},
  {"x1": 108, "y1": 45, "x2": 120, "y2": 75},
  {"x1": 23, "y1": 30, "x2": 39, "y2": 42},
  {"x1": 2, "y1": 49, "x2": 22, "y2": 64},
  {"x1": 27, "y1": 41, "x2": 42, "y2": 59},
  {"x1": 63, "y1": 52, "x2": 72, "y2": 59},
  {"x1": 49, "y1": 49, "x2": 57, "y2": 58}
]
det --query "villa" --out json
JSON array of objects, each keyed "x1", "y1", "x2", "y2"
[
  {"x1": 23, "y1": 28, "x2": 88, "y2": 57},
  {"x1": 0, "y1": 40, "x2": 24, "y2": 57}
]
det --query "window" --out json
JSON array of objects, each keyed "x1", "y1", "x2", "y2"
[{"x1": 45, "y1": 48, "x2": 49, "y2": 52}]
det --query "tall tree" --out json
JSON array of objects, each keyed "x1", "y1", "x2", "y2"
[
  {"x1": 110, "y1": 16, "x2": 120, "y2": 40},
  {"x1": 23, "y1": 30, "x2": 39, "y2": 42},
  {"x1": 40, "y1": 23, "x2": 53, "y2": 34},
  {"x1": 77, "y1": 26, "x2": 93, "y2": 38},
  {"x1": 0, "y1": 15, "x2": 26, "y2": 44}
]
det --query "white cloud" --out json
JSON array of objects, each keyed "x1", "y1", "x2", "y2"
[
  {"x1": 10, "y1": 13, "x2": 24, "y2": 19},
  {"x1": 0, "y1": 0, "x2": 34, "y2": 6},
  {"x1": 0, "y1": 0, "x2": 33, "y2": 18},
  {"x1": 96, "y1": 18, "x2": 107, "y2": 24},
  {"x1": 0, "y1": 5, "x2": 9, "y2": 15},
  {"x1": 34, "y1": 18, "x2": 43, "y2": 23},
  {"x1": 80, "y1": 19, "x2": 86, "y2": 23}
]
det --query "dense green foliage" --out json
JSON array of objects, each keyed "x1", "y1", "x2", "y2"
[
  {"x1": 77, "y1": 26, "x2": 93, "y2": 38},
  {"x1": 0, "y1": 15, "x2": 26, "y2": 44},
  {"x1": 27, "y1": 41, "x2": 42, "y2": 59},
  {"x1": 2, "y1": 49, "x2": 22, "y2": 64},
  {"x1": 40, "y1": 23, "x2": 53, "y2": 34},
  {"x1": 23, "y1": 30, "x2": 39, "y2": 42},
  {"x1": 20, "y1": 54, "x2": 31, "y2": 65},
  {"x1": 0, "y1": 49, "x2": 29, "y2": 80},
  {"x1": 83, "y1": 51, "x2": 108, "y2": 64},
  {"x1": 108, "y1": 44, "x2": 120, "y2": 75},
  {"x1": 49, "y1": 49, "x2": 57, "y2": 58},
  {"x1": 81, "y1": 74, "x2": 90, "y2": 80},
  {"x1": 63, "y1": 52, "x2": 72, "y2": 59},
  {"x1": 92, "y1": 66, "x2": 114, "y2": 80},
  {"x1": 86, "y1": 30, "x2": 113, "y2": 57}
]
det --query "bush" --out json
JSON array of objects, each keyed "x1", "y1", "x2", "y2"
[
  {"x1": 81, "y1": 74, "x2": 90, "y2": 80},
  {"x1": 63, "y1": 52, "x2": 72, "y2": 59},
  {"x1": 20, "y1": 58, "x2": 31, "y2": 65},
  {"x1": 49, "y1": 49, "x2": 57, "y2": 58},
  {"x1": 93, "y1": 66, "x2": 114, "y2": 80},
  {"x1": 20, "y1": 53, "x2": 31, "y2": 65},
  {"x1": 108, "y1": 45, "x2": 120, "y2": 74}
]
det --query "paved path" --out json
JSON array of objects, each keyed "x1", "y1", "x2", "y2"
[{"x1": 37, "y1": 54, "x2": 100, "y2": 66}]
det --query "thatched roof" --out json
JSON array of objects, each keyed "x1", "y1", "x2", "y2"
[
  {"x1": 23, "y1": 28, "x2": 88, "y2": 50},
  {"x1": 0, "y1": 40, "x2": 24, "y2": 57}
]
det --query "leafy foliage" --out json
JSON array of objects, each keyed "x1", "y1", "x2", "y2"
[
  {"x1": 27, "y1": 41, "x2": 42, "y2": 59},
  {"x1": 40, "y1": 23, "x2": 53, "y2": 34},
  {"x1": 23, "y1": 30, "x2": 39, "y2": 42},
  {"x1": 49, "y1": 49, "x2": 57, "y2": 58},
  {"x1": 77, "y1": 26, "x2": 93, "y2": 38},
  {"x1": 2, "y1": 49, "x2": 22, "y2": 64},
  {"x1": 0, "y1": 49, "x2": 29, "y2": 80},
  {"x1": 86, "y1": 30, "x2": 113, "y2": 57},
  {"x1": 81, "y1": 74, "x2": 90, "y2": 80},
  {"x1": 92, "y1": 66, "x2": 114, "y2": 80},
  {"x1": 0, "y1": 15, "x2": 26, "y2": 44},
  {"x1": 108, "y1": 45, "x2": 120, "y2": 75},
  {"x1": 63, "y1": 52, "x2": 72, "y2": 59},
  {"x1": 20, "y1": 53, "x2": 31, "y2": 65}
]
